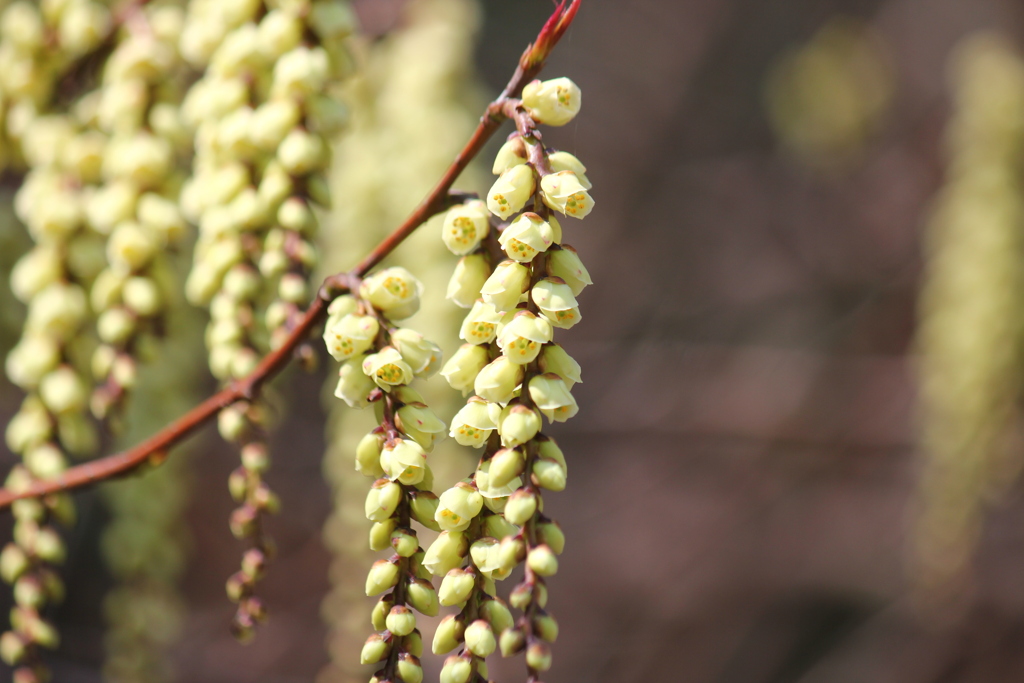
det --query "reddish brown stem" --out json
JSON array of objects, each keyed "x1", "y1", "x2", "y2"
[{"x1": 0, "y1": 0, "x2": 582, "y2": 511}]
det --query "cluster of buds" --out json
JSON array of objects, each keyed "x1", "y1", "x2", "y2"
[
  {"x1": 176, "y1": 0, "x2": 355, "y2": 640},
  {"x1": 427, "y1": 75, "x2": 590, "y2": 681},
  {"x1": 324, "y1": 267, "x2": 450, "y2": 683},
  {"x1": 0, "y1": 0, "x2": 112, "y2": 172},
  {"x1": 87, "y1": 5, "x2": 191, "y2": 421}
]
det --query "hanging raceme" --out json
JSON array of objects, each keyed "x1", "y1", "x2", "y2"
[{"x1": 0, "y1": 1, "x2": 584, "y2": 681}]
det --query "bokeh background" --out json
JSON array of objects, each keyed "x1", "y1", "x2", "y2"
[{"x1": 5, "y1": 0, "x2": 1024, "y2": 681}]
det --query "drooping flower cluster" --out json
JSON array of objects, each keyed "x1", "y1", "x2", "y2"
[
  {"x1": 325, "y1": 266, "x2": 451, "y2": 683},
  {"x1": 429, "y1": 75, "x2": 591, "y2": 681},
  {"x1": 178, "y1": 0, "x2": 356, "y2": 641}
]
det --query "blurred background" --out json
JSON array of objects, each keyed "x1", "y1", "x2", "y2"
[{"x1": 5, "y1": 0, "x2": 1024, "y2": 681}]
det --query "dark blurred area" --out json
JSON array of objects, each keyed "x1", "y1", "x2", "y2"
[{"x1": 5, "y1": 0, "x2": 1024, "y2": 681}]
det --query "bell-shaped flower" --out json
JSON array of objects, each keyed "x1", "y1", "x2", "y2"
[
  {"x1": 360, "y1": 267, "x2": 423, "y2": 320},
  {"x1": 391, "y1": 328, "x2": 442, "y2": 377},
  {"x1": 459, "y1": 300, "x2": 503, "y2": 345},
  {"x1": 528, "y1": 373, "x2": 579, "y2": 422},
  {"x1": 449, "y1": 397, "x2": 498, "y2": 447},
  {"x1": 362, "y1": 346, "x2": 413, "y2": 390},
  {"x1": 441, "y1": 200, "x2": 490, "y2": 255},
  {"x1": 498, "y1": 212, "x2": 556, "y2": 263},
  {"x1": 492, "y1": 135, "x2": 527, "y2": 175},
  {"x1": 434, "y1": 482, "x2": 484, "y2": 532},
  {"x1": 539, "y1": 343, "x2": 582, "y2": 389},
  {"x1": 522, "y1": 77, "x2": 582, "y2": 127},
  {"x1": 327, "y1": 294, "x2": 358, "y2": 317},
  {"x1": 497, "y1": 311, "x2": 553, "y2": 365},
  {"x1": 447, "y1": 254, "x2": 490, "y2": 308},
  {"x1": 486, "y1": 164, "x2": 535, "y2": 220},
  {"x1": 323, "y1": 313, "x2": 379, "y2": 361},
  {"x1": 423, "y1": 530, "x2": 468, "y2": 576},
  {"x1": 547, "y1": 245, "x2": 591, "y2": 295},
  {"x1": 474, "y1": 356, "x2": 524, "y2": 405},
  {"x1": 481, "y1": 260, "x2": 530, "y2": 313},
  {"x1": 396, "y1": 403, "x2": 446, "y2": 452},
  {"x1": 381, "y1": 438, "x2": 429, "y2": 485},
  {"x1": 547, "y1": 150, "x2": 592, "y2": 189},
  {"x1": 335, "y1": 354, "x2": 377, "y2": 407},
  {"x1": 531, "y1": 277, "x2": 582, "y2": 329},
  {"x1": 540, "y1": 170, "x2": 593, "y2": 220},
  {"x1": 469, "y1": 538, "x2": 507, "y2": 579},
  {"x1": 440, "y1": 344, "x2": 490, "y2": 395},
  {"x1": 497, "y1": 403, "x2": 542, "y2": 447},
  {"x1": 474, "y1": 460, "x2": 523, "y2": 501}
]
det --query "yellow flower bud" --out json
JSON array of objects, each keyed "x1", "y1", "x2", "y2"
[
  {"x1": 527, "y1": 545, "x2": 558, "y2": 577},
  {"x1": 385, "y1": 605, "x2": 416, "y2": 636},
  {"x1": 481, "y1": 260, "x2": 530, "y2": 313},
  {"x1": 547, "y1": 244, "x2": 592, "y2": 296},
  {"x1": 5, "y1": 336, "x2": 60, "y2": 390},
  {"x1": 487, "y1": 164, "x2": 535, "y2": 220},
  {"x1": 397, "y1": 653, "x2": 424, "y2": 683},
  {"x1": 440, "y1": 655, "x2": 473, "y2": 683},
  {"x1": 278, "y1": 128, "x2": 329, "y2": 176},
  {"x1": 39, "y1": 366, "x2": 87, "y2": 415},
  {"x1": 355, "y1": 431, "x2": 386, "y2": 478},
  {"x1": 522, "y1": 77, "x2": 582, "y2": 127},
  {"x1": 5, "y1": 401, "x2": 53, "y2": 454},
  {"x1": 360, "y1": 633, "x2": 390, "y2": 664},
  {"x1": 442, "y1": 200, "x2": 490, "y2": 255},
  {"x1": 504, "y1": 489, "x2": 538, "y2": 526},
  {"x1": 537, "y1": 521, "x2": 566, "y2": 555},
  {"x1": 499, "y1": 626, "x2": 526, "y2": 657},
  {"x1": 363, "y1": 346, "x2": 414, "y2": 390},
  {"x1": 498, "y1": 404, "x2": 542, "y2": 447},
  {"x1": 534, "y1": 458, "x2": 567, "y2": 491},
  {"x1": 435, "y1": 482, "x2": 484, "y2": 532},
  {"x1": 272, "y1": 45, "x2": 329, "y2": 98},
  {"x1": 360, "y1": 267, "x2": 423, "y2": 320},
  {"x1": 365, "y1": 559, "x2": 401, "y2": 597},
  {"x1": 406, "y1": 578, "x2": 439, "y2": 617},
  {"x1": 440, "y1": 344, "x2": 490, "y2": 395},
  {"x1": 257, "y1": 9, "x2": 302, "y2": 60},
  {"x1": 432, "y1": 616, "x2": 465, "y2": 655},
  {"x1": 369, "y1": 519, "x2": 397, "y2": 552},
  {"x1": 365, "y1": 480, "x2": 402, "y2": 522},
  {"x1": 409, "y1": 491, "x2": 441, "y2": 532},
  {"x1": 27, "y1": 283, "x2": 88, "y2": 341},
  {"x1": 498, "y1": 212, "x2": 556, "y2": 263},
  {"x1": 492, "y1": 136, "x2": 528, "y2": 175},
  {"x1": 323, "y1": 314, "x2": 379, "y2": 362},
  {"x1": 371, "y1": 594, "x2": 394, "y2": 631},
  {"x1": 463, "y1": 619, "x2": 496, "y2": 658},
  {"x1": 474, "y1": 356, "x2": 524, "y2": 405},
  {"x1": 123, "y1": 276, "x2": 162, "y2": 317},
  {"x1": 480, "y1": 598, "x2": 514, "y2": 634},
  {"x1": 439, "y1": 568, "x2": 476, "y2": 606},
  {"x1": 391, "y1": 328, "x2": 443, "y2": 377},
  {"x1": 381, "y1": 438, "x2": 428, "y2": 485},
  {"x1": 11, "y1": 247, "x2": 63, "y2": 303},
  {"x1": 541, "y1": 170, "x2": 594, "y2": 219},
  {"x1": 539, "y1": 344, "x2": 582, "y2": 389},
  {"x1": 534, "y1": 612, "x2": 559, "y2": 642},
  {"x1": 447, "y1": 254, "x2": 491, "y2": 308},
  {"x1": 423, "y1": 530, "x2": 468, "y2": 576},
  {"x1": 449, "y1": 397, "x2": 497, "y2": 447},
  {"x1": 526, "y1": 641, "x2": 553, "y2": 671},
  {"x1": 487, "y1": 447, "x2": 525, "y2": 490},
  {"x1": 469, "y1": 537, "x2": 505, "y2": 578}
]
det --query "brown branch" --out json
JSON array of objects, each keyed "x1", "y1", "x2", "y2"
[{"x1": 0, "y1": 0, "x2": 582, "y2": 511}]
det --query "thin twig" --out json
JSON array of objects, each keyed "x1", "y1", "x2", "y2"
[{"x1": 0, "y1": 0, "x2": 582, "y2": 511}]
